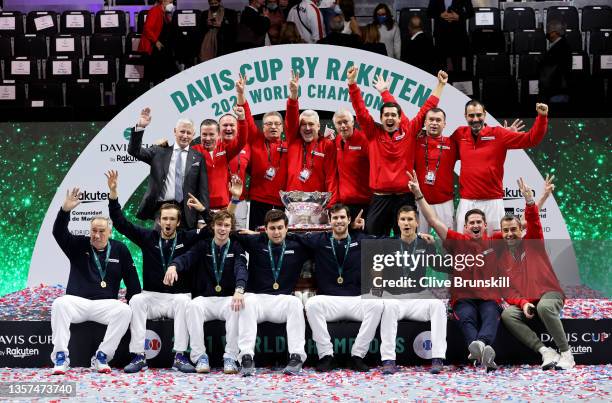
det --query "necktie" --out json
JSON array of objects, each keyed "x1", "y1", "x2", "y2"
[{"x1": 174, "y1": 148, "x2": 184, "y2": 202}]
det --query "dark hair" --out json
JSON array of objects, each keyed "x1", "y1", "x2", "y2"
[
  {"x1": 212, "y1": 209, "x2": 236, "y2": 229},
  {"x1": 158, "y1": 203, "x2": 182, "y2": 222},
  {"x1": 373, "y1": 3, "x2": 395, "y2": 30},
  {"x1": 200, "y1": 118, "x2": 219, "y2": 131},
  {"x1": 464, "y1": 209, "x2": 486, "y2": 223},
  {"x1": 339, "y1": 0, "x2": 355, "y2": 20},
  {"x1": 397, "y1": 205, "x2": 418, "y2": 220},
  {"x1": 264, "y1": 209, "x2": 288, "y2": 227},
  {"x1": 464, "y1": 100, "x2": 485, "y2": 114},
  {"x1": 426, "y1": 107, "x2": 446, "y2": 120},
  {"x1": 380, "y1": 101, "x2": 402, "y2": 118},
  {"x1": 500, "y1": 214, "x2": 522, "y2": 229},
  {"x1": 279, "y1": 22, "x2": 306, "y2": 44},
  {"x1": 329, "y1": 203, "x2": 351, "y2": 219}
]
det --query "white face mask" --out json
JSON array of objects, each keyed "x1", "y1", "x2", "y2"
[{"x1": 165, "y1": 3, "x2": 175, "y2": 13}]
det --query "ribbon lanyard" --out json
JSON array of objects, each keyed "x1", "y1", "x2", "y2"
[
  {"x1": 267, "y1": 240, "x2": 286, "y2": 286},
  {"x1": 91, "y1": 244, "x2": 111, "y2": 282},
  {"x1": 158, "y1": 236, "x2": 178, "y2": 272},
  {"x1": 330, "y1": 234, "x2": 351, "y2": 284},
  {"x1": 301, "y1": 142, "x2": 316, "y2": 170},
  {"x1": 424, "y1": 136, "x2": 443, "y2": 175},
  {"x1": 400, "y1": 238, "x2": 418, "y2": 277},
  {"x1": 211, "y1": 239, "x2": 230, "y2": 288}
]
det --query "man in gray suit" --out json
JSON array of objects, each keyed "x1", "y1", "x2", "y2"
[{"x1": 128, "y1": 108, "x2": 209, "y2": 229}]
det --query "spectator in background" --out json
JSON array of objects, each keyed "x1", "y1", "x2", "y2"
[
  {"x1": 361, "y1": 23, "x2": 387, "y2": 56},
  {"x1": 318, "y1": 0, "x2": 339, "y2": 35},
  {"x1": 236, "y1": 0, "x2": 270, "y2": 50},
  {"x1": 266, "y1": 0, "x2": 287, "y2": 45},
  {"x1": 339, "y1": 0, "x2": 361, "y2": 36},
  {"x1": 401, "y1": 15, "x2": 437, "y2": 75},
  {"x1": 280, "y1": 0, "x2": 293, "y2": 19},
  {"x1": 199, "y1": 0, "x2": 238, "y2": 62},
  {"x1": 138, "y1": 0, "x2": 178, "y2": 83},
  {"x1": 318, "y1": 12, "x2": 362, "y2": 49},
  {"x1": 372, "y1": 3, "x2": 401, "y2": 59},
  {"x1": 287, "y1": 0, "x2": 326, "y2": 43},
  {"x1": 428, "y1": 0, "x2": 474, "y2": 72},
  {"x1": 278, "y1": 21, "x2": 306, "y2": 44},
  {"x1": 539, "y1": 20, "x2": 572, "y2": 105}
]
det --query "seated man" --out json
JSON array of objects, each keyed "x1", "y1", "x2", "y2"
[
  {"x1": 51, "y1": 188, "x2": 141, "y2": 375},
  {"x1": 166, "y1": 210, "x2": 248, "y2": 375},
  {"x1": 299, "y1": 204, "x2": 383, "y2": 372},
  {"x1": 379, "y1": 206, "x2": 448, "y2": 375},
  {"x1": 408, "y1": 170, "x2": 502, "y2": 372},
  {"x1": 499, "y1": 178, "x2": 574, "y2": 370},
  {"x1": 234, "y1": 210, "x2": 311, "y2": 376},
  {"x1": 128, "y1": 108, "x2": 209, "y2": 229},
  {"x1": 105, "y1": 170, "x2": 208, "y2": 373}
]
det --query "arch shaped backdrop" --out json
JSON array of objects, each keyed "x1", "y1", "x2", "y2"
[{"x1": 28, "y1": 45, "x2": 579, "y2": 286}]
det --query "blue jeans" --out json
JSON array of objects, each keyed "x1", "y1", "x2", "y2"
[{"x1": 453, "y1": 299, "x2": 501, "y2": 346}]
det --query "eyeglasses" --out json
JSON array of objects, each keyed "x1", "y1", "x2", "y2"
[{"x1": 264, "y1": 122, "x2": 282, "y2": 127}]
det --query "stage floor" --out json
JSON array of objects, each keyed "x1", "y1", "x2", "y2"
[{"x1": 1, "y1": 365, "x2": 610, "y2": 402}]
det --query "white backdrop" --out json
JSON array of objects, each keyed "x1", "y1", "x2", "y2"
[{"x1": 28, "y1": 45, "x2": 580, "y2": 286}]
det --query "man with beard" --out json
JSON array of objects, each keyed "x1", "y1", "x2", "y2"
[
  {"x1": 347, "y1": 67, "x2": 447, "y2": 236},
  {"x1": 299, "y1": 204, "x2": 383, "y2": 372},
  {"x1": 105, "y1": 170, "x2": 207, "y2": 373},
  {"x1": 332, "y1": 108, "x2": 372, "y2": 220},
  {"x1": 285, "y1": 71, "x2": 338, "y2": 205},
  {"x1": 499, "y1": 178, "x2": 573, "y2": 370},
  {"x1": 51, "y1": 188, "x2": 140, "y2": 375},
  {"x1": 408, "y1": 170, "x2": 502, "y2": 372},
  {"x1": 450, "y1": 101, "x2": 549, "y2": 233},
  {"x1": 165, "y1": 210, "x2": 248, "y2": 375},
  {"x1": 235, "y1": 73, "x2": 289, "y2": 229}
]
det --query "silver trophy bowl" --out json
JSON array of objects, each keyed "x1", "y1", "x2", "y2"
[{"x1": 280, "y1": 191, "x2": 332, "y2": 226}]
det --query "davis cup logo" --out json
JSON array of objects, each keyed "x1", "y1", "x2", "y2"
[
  {"x1": 144, "y1": 330, "x2": 161, "y2": 359},
  {"x1": 413, "y1": 331, "x2": 433, "y2": 359}
]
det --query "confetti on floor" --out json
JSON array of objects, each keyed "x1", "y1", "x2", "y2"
[
  {"x1": 0, "y1": 365, "x2": 610, "y2": 402},
  {"x1": 0, "y1": 285, "x2": 609, "y2": 321}
]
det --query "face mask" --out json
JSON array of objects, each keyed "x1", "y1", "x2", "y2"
[
  {"x1": 376, "y1": 15, "x2": 387, "y2": 24},
  {"x1": 165, "y1": 3, "x2": 175, "y2": 13},
  {"x1": 267, "y1": 3, "x2": 278, "y2": 11}
]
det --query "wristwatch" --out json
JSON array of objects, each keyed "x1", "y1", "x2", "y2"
[{"x1": 235, "y1": 286, "x2": 245, "y2": 294}]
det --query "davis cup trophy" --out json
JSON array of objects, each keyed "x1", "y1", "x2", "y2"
[{"x1": 280, "y1": 190, "x2": 332, "y2": 228}]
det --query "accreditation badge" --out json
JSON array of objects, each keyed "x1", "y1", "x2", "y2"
[
  {"x1": 425, "y1": 170, "x2": 436, "y2": 185},
  {"x1": 264, "y1": 166, "x2": 276, "y2": 181},
  {"x1": 298, "y1": 168, "x2": 311, "y2": 182}
]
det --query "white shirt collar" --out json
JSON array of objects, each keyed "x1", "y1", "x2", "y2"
[
  {"x1": 173, "y1": 143, "x2": 189, "y2": 152},
  {"x1": 410, "y1": 31, "x2": 424, "y2": 40}
]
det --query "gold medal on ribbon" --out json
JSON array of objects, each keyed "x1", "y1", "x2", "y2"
[
  {"x1": 215, "y1": 285, "x2": 222, "y2": 293},
  {"x1": 272, "y1": 282, "x2": 280, "y2": 290},
  {"x1": 337, "y1": 276, "x2": 344, "y2": 284},
  {"x1": 100, "y1": 280, "x2": 107, "y2": 288}
]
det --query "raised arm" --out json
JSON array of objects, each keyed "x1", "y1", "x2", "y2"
[
  {"x1": 517, "y1": 177, "x2": 544, "y2": 240},
  {"x1": 285, "y1": 70, "x2": 301, "y2": 142},
  {"x1": 408, "y1": 170, "x2": 449, "y2": 240},
  {"x1": 227, "y1": 175, "x2": 244, "y2": 215},
  {"x1": 347, "y1": 66, "x2": 377, "y2": 140},
  {"x1": 499, "y1": 103, "x2": 549, "y2": 149},
  {"x1": 127, "y1": 107, "x2": 157, "y2": 164},
  {"x1": 225, "y1": 104, "x2": 248, "y2": 160},
  {"x1": 106, "y1": 170, "x2": 149, "y2": 245},
  {"x1": 235, "y1": 73, "x2": 259, "y2": 145},
  {"x1": 52, "y1": 187, "x2": 82, "y2": 255}
]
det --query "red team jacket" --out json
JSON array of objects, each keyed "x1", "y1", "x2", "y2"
[
  {"x1": 415, "y1": 133, "x2": 458, "y2": 204},
  {"x1": 284, "y1": 97, "x2": 338, "y2": 204},
  {"x1": 494, "y1": 204, "x2": 564, "y2": 309},
  {"x1": 349, "y1": 83, "x2": 439, "y2": 194},
  {"x1": 137, "y1": 4, "x2": 167, "y2": 55},
  {"x1": 193, "y1": 127, "x2": 247, "y2": 209},
  {"x1": 335, "y1": 129, "x2": 372, "y2": 205},
  {"x1": 450, "y1": 115, "x2": 548, "y2": 200},
  {"x1": 240, "y1": 101, "x2": 288, "y2": 207}
]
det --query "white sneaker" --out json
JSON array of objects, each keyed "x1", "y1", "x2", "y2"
[
  {"x1": 468, "y1": 340, "x2": 485, "y2": 364},
  {"x1": 540, "y1": 347, "x2": 560, "y2": 370},
  {"x1": 52, "y1": 351, "x2": 70, "y2": 375},
  {"x1": 91, "y1": 351, "x2": 111, "y2": 373},
  {"x1": 555, "y1": 350, "x2": 575, "y2": 370}
]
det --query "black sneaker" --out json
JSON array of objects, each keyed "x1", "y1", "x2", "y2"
[
  {"x1": 349, "y1": 356, "x2": 369, "y2": 372},
  {"x1": 240, "y1": 354, "x2": 255, "y2": 377},
  {"x1": 283, "y1": 354, "x2": 303, "y2": 375},
  {"x1": 316, "y1": 355, "x2": 336, "y2": 372},
  {"x1": 429, "y1": 358, "x2": 443, "y2": 374}
]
